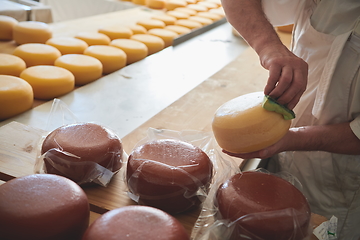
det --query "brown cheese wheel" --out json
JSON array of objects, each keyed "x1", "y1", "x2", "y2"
[
  {"x1": 41, "y1": 122, "x2": 123, "y2": 185},
  {"x1": 0, "y1": 174, "x2": 90, "y2": 240},
  {"x1": 216, "y1": 171, "x2": 311, "y2": 240},
  {"x1": 126, "y1": 139, "x2": 213, "y2": 214},
  {"x1": 82, "y1": 205, "x2": 190, "y2": 240}
]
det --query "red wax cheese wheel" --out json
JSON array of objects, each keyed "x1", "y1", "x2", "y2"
[
  {"x1": 41, "y1": 122, "x2": 123, "y2": 185},
  {"x1": 126, "y1": 139, "x2": 213, "y2": 214},
  {"x1": 82, "y1": 205, "x2": 190, "y2": 240},
  {"x1": 0, "y1": 174, "x2": 90, "y2": 240},
  {"x1": 216, "y1": 171, "x2": 311, "y2": 240}
]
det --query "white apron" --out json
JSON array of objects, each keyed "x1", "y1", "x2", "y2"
[{"x1": 264, "y1": 1, "x2": 360, "y2": 239}]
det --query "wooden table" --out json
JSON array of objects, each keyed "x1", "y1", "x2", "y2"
[{"x1": 0, "y1": 7, "x2": 292, "y2": 238}]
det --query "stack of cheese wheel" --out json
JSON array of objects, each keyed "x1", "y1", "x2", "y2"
[
  {"x1": 0, "y1": 174, "x2": 90, "y2": 240},
  {"x1": 216, "y1": 171, "x2": 311, "y2": 240},
  {"x1": 82, "y1": 205, "x2": 190, "y2": 240},
  {"x1": 41, "y1": 122, "x2": 123, "y2": 186},
  {"x1": 126, "y1": 139, "x2": 213, "y2": 214}
]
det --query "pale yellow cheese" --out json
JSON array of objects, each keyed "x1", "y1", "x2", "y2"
[
  {"x1": 46, "y1": 37, "x2": 89, "y2": 55},
  {"x1": 166, "y1": 10, "x2": 190, "y2": 20},
  {"x1": 146, "y1": 0, "x2": 166, "y2": 9},
  {"x1": 186, "y1": 4, "x2": 208, "y2": 12},
  {"x1": 212, "y1": 92, "x2": 291, "y2": 153},
  {"x1": 98, "y1": 26, "x2": 133, "y2": 40},
  {"x1": 165, "y1": 0, "x2": 187, "y2": 10},
  {"x1": 12, "y1": 43, "x2": 61, "y2": 67},
  {"x1": 188, "y1": 16, "x2": 213, "y2": 25},
  {"x1": 75, "y1": 32, "x2": 111, "y2": 46},
  {"x1": 110, "y1": 39, "x2": 148, "y2": 65},
  {"x1": 0, "y1": 53, "x2": 26, "y2": 77},
  {"x1": 130, "y1": 34, "x2": 165, "y2": 55},
  {"x1": 197, "y1": 12, "x2": 222, "y2": 21},
  {"x1": 151, "y1": 15, "x2": 177, "y2": 26},
  {"x1": 132, "y1": 0, "x2": 146, "y2": 5},
  {"x1": 164, "y1": 25, "x2": 191, "y2": 35},
  {"x1": 136, "y1": 19, "x2": 166, "y2": 31},
  {"x1": 84, "y1": 45, "x2": 127, "y2": 74},
  {"x1": 0, "y1": 75, "x2": 33, "y2": 120},
  {"x1": 20, "y1": 65, "x2": 75, "y2": 100},
  {"x1": 198, "y1": 1, "x2": 218, "y2": 9},
  {"x1": 148, "y1": 28, "x2": 179, "y2": 47},
  {"x1": 184, "y1": 0, "x2": 196, "y2": 5},
  {"x1": 128, "y1": 25, "x2": 148, "y2": 34},
  {"x1": 175, "y1": 19, "x2": 202, "y2": 29},
  {"x1": 209, "y1": 7, "x2": 225, "y2": 17},
  {"x1": 174, "y1": 7, "x2": 197, "y2": 16},
  {"x1": 54, "y1": 54, "x2": 103, "y2": 85},
  {"x1": 0, "y1": 15, "x2": 18, "y2": 40},
  {"x1": 13, "y1": 21, "x2": 52, "y2": 45}
]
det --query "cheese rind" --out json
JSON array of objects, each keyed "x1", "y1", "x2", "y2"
[
  {"x1": 0, "y1": 15, "x2": 18, "y2": 40},
  {"x1": 55, "y1": 54, "x2": 103, "y2": 85},
  {"x1": 0, "y1": 53, "x2": 26, "y2": 77},
  {"x1": 75, "y1": 32, "x2": 111, "y2": 46},
  {"x1": 46, "y1": 37, "x2": 89, "y2": 55},
  {"x1": 130, "y1": 34, "x2": 165, "y2": 55},
  {"x1": 110, "y1": 39, "x2": 148, "y2": 65},
  {"x1": 20, "y1": 65, "x2": 75, "y2": 100},
  {"x1": 0, "y1": 75, "x2": 33, "y2": 120},
  {"x1": 12, "y1": 43, "x2": 61, "y2": 67},
  {"x1": 98, "y1": 26, "x2": 133, "y2": 40},
  {"x1": 13, "y1": 21, "x2": 52, "y2": 45}
]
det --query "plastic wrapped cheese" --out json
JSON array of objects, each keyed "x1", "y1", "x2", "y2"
[
  {"x1": 0, "y1": 53, "x2": 26, "y2": 77},
  {"x1": 12, "y1": 43, "x2": 61, "y2": 67},
  {"x1": 13, "y1": 21, "x2": 52, "y2": 45},
  {"x1": 20, "y1": 65, "x2": 75, "y2": 100},
  {"x1": 110, "y1": 39, "x2": 148, "y2": 65},
  {"x1": 0, "y1": 75, "x2": 33, "y2": 120},
  {"x1": 46, "y1": 37, "x2": 89, "y2": 55},
  {"x1": 212, "y1": 92, "x2": 291, "y2": 153},
  {"x1": 0, "y1": 15, "x2": 18, "y2": 40},
  {"x1": 130, "y1": 34, "x2": 165, "y2": 55}
]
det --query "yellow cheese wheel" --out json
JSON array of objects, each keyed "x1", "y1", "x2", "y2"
[
  {"x1": 136, "y1": 19, "x2": 166, "y2": 31},
  {"x1": 151, "y1": 15, "x2": 177, "y2": 26},
  {"x1": 197, "y1": 11, "x2": 222, "y2": 21},
  {"x1": 164, "y1": 25, "x2": 191, "y2": 35},
  {"x1": 174, "y1": 7, "x2": 197, "y2": 16},
  {"x1": 146, "y1": 0, "x2": 166, "y2": 9},
  {"x1": 110, "y1": 39, "x2": 148, "y2": 65},
  {"x1": 188, "y1": 16, "x2": 213, "y2": 25},
  {"x1": 209, "y1": 7, "x2": 225, "y2": 17},
  {"x1": 205, "y1": 0, "x2": 222, "y2": 7},
  {"x1": 186, "y1": 4, "x2": 208, "y2": 12},
  {"x1": 0, "y1": 53, "x2": 26, "y2": 77},
  {"x1": 128, "y1": 25, "x2": 147, "y2": 34},
  {"x1": 212, "y1": 92, "x2": 291, "y2": 153},
  {"x1": 12, "y1": 43, "x2": 61, "y2": 67},
  {"x1": 75, "y1": 32, "x2": 111, "y2": 46},
  {"x1": 20, "y1": 65, "x2": 75, "y2": 100},
  {"x1": 166, "y1": 11, "x2": 190, "y2": 20},
  {"x1": 55, "y1": 54, "x2": 103, "y2": 85},
  {"x1": 46, "y1": 37, "x2": 89, "y2": 55},
  {"x1": 84, "y1": 45, "x2": 127, "y2": 74},
  {"x1": 198, "y1": 1, "x2": 218, "y2": 9},
  {"x1": 0, "y1": 75, "x2": 33, "y2": 120},
  {"x1": 184, "y1": 0, "x2": 196, "y2": 5},
  {"x1": 130, "y1": 34, "x2": 165, "y2": 55},
  {"x1": 0, "y1": 15, "x2": 18, "y2": 40},
  {"x1": 148, "y1": 28, "x2": 179, "y2": 47},
  {"x1": 165, "y1": 0, "x2": 187, "y2": 10},
  {"x1": 13, "y1": 21, "x2": 52, "y2": 45},
  {"x1": 175, "y1": 19, "x2": 202, "y2": 29},
  {"x1": 98, "y1": 26, "x2": 133, "y2": 40},
  {"x1": 132, "y1": 0, "x2": 146, "y2": 5}
]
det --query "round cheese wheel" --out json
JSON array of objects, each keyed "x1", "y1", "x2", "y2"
[
  {"x1": 0, "y1": 75, "x2": 33, "y2": 120},
  {"x1": 175, "y1": 19, "x2": 202, "y2": 29},
  {"x1": 137, "y1": 19, "x2": 166, "y2": 30},
  {"x1": 0, "y1": 15, "x2": 18, "y2": 40},
  {"x1": 148, "y1": 28, "x2": 179, "y2": 47},
  {"x1": 54, "y1": 54, "x2": 103, "y2": 85},
  {"x1": 84, "y1": 45, "x2": 127, "y2": 74},
  {"x1": 166, "y1": 10, "x2": 190, "y2": 20},
  {"x1": 0, "y1": 174, "x2": 90, "y2": 240},
  {"x1": 151, "y1": 15, "x2": 177, "y2": 25},
  {"x1": 216, "y1": 171, "x2": 311, "y2": 240},
  {"x1": 198, "y1": 1, "x2": 218, "y2": 9},
  {"x1": 186, "y1": 4, "x2": 208, "y2": 12},
  {"x1": 82, "y1": 206, "x2": 190, "y2": 240},
  {"x1": 98, "y1": 25, "x2": 133, "y2": 40},
  {"x1": 164, "y1": 25, "x2": 191, "y2": 35},
  {"x1": 75, "y1": 32, "x2": 111, "y2": 46},
  {"x1": 165, "y1": 0, "x2": 187, "y2": 10},
  {"x1": 0, "y1": 53, "x2": 26, "y2": 77},
  {"x1": 212, "y1": 91, "x2": 291, "y2": 153},
  {"x1": 110, "y1": 39, "x2": 148, "y2": 65},
  {"x1": 46, "y1": 37, "x2": 89, "y2": 55},
  {"x1": 41, "y1": 122, "x2": 123, "y2": 185},
  {"x1": 132, "y1": 0, "x2": 146, "y2": 5},
  {"x1": 184, "y1": 0, "x2": 196, "y2": 5},
  {"x1": 146, "y1": 0, "x2": 166, "y2": 9},
  {"x1": 13, "y1": 21, "x2": 52, "y2": 45},
  {"x1": 197, "y1": 11, "x2": 222, "y2": 21},
  {"x1": 209, "y1": 7, "x2": 225, "y2": 17},
  {"x1": 13, "y1": 43, "x2": 61, "y2": 67},
  {"x1": 128, "y1": 24, "x2": 147, "y2": 34},
  {"x1": 130, "y1": 34, "x2": 165, "y2": 55},
  {"x1": 188, "y1": 16, "x2": 213, "y2": 25},
  {"x1": 174, "y1": 7, "x2": 197, "y2": 16},
  {"x1": 126, "y1": 139, "x2": 213, "y2": 214},
  {"x1": 20, "y1": 65, "x2": 75, "y2": 100}
]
